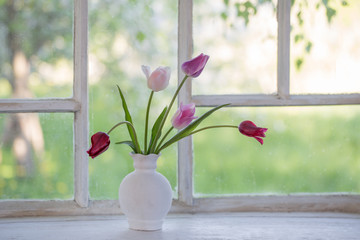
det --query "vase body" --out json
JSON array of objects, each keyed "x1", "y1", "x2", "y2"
[{"x1": 119, "y1": 153, "x2": 172, "y2": 231}]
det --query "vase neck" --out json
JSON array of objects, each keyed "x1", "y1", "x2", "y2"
[{"x1": 130, "y1": 153, "x2": 160, "y2": 170}]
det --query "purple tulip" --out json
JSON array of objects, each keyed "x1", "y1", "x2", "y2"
[
  {"x1": 181, "y1": 53, "x2": 210, "y2": 78},
  {"x1": 239, "y1": 120, "x2": 268, "y2": 145},
  {"x1": 171, "y1": 102, "x2": 197, "y2": 129},
  {"x1": 142, "y1": 65, "x2": 171, "y2": 92},
  {"x1": 87, "y1": 132, "x2": 110, "y2": 158}
]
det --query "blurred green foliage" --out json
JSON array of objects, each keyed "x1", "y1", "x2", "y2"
[
  {"x1": 0, "y1": 112, "x2": 74, "y2": 199},
  {"x1": 0, "y1": 0, "x2": 359, "y2": 200},
  {"x1": 194, "y1": 106, "x2": 360, "y2": 195},
  {"x1": 2, "y1": 102, "x2": 360, "y2": 199},
  {"x1": 220, "y1": 0, "x2": 349, "y2": 70}
]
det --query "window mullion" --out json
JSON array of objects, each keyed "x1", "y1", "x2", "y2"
[
  {"x1": 73, "y1": 0, "x2": 89, "y2": 208},
  {"x1": 192, "y1": 93, "x2": 360, "y2": 107},
  {"x1": 177, "y1": 0, "x2": 194, "y2": 206},
  {"x1": 0, "y1": 99, "x2": 80, "y2": 113},
  {"x1": 277, "y1": 0, "x2": 291, "y2": 99}
]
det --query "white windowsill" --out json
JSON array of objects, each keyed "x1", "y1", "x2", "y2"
[{"x1": 1, "y1": 212, "x2": 359, "y2": 240}]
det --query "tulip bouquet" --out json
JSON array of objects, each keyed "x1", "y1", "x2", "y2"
[{"x1": 87, "y1": 53, "x2": 267, "y2": 158}]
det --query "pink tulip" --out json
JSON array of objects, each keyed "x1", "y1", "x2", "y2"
[
  {"x1": 181, "y1": 53, "x2": 209, "y2": 78},
  {"x1": 171, "y1": 102, "x2": 197, "y2": 129},
  {"x1": 142, "y1": 65, "x2": 171, "y2": 92},
  {"x1": 239, "y1": 120, "x2": 268, "y2": 145},
  {"x1": 87, "y1": 132, "x2": 110, "y2": 158}
]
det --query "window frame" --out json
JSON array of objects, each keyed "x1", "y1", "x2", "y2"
[
  {"x1": 0, "y1": 0, "x2": 359, "y2": 217},
  {"x1": 0, "y1": 0, "x2": 89, "y2": 212},
  {"x1": 176, "y1": 0, "x2": 360, "y2": 212}
]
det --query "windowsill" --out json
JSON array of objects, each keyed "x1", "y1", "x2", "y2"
[{"x1": 1, "y1": 212, "x2": 359, "y2": 240}]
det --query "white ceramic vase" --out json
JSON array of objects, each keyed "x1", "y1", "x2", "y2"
[{"x1": 118, "y1": 153, "x2": 173, "y2": 231}]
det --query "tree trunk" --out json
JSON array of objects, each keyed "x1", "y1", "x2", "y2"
[
  {"x1": 1, "y1": 51, "x2": 45, "y2": 177},
  {"x1": 1, "y1": 1, "x2": 44, "y2": 177}
]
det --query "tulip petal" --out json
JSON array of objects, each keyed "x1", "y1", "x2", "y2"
[
  {"x1": 147, "y1": 66, "x2": 171, "y2": 92},
  {"x1": 171, "y1": 102, "x2": 197, "y2": 129},
  {"x1": 239, "y1": 120, "x2": 267, "y2": 145},
  {"x1": 141, "y1": 65, "x2": 151, "y2": 79},
  {"x1": 87, "y1": 132, "x2": 110, "y2": 158},
  {"x1": 181, "y1": 53, "x2": 210, "y2": 78},
  {"x1": 254, "y1": 137, "x2": 264, "y2": 145}
]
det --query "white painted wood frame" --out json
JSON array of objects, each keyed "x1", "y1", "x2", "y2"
[
  {"x1": 1, "y1": 0, "x2": 360, "y2": 217},
  {"x1": 0, "y1": 0, "x2": 90, "y2": 213},
  {"x1": 2, "y1": 213, "x2": 360, "y2": 240},
  {"x1": 73, "y1": 0, "x2": 89, "y2": 208},
  {"x1": 177, "y1": 0, "x2": 194, "y2": 207},
  {"x1": 191, "y1": 0, "x2": 360, "y2": 107},
  {"x1": 1, "y1": 194, "x2": 359, "y2": 217},
  {"x1": 277, "y1": 0, "x2": 290, "y2": 99},
  {"x1": 181, "y1": 0, "x2": 360, "y2": 212}
]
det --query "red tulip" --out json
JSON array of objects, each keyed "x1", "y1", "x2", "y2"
[
  {"x1": 87, "y1": 132, "x2": 110, "y2": 158},
  {"x1": 181, "y1": 53, "x2": 209, "y2": 78},
  {"x1": 171, "y1": 102, "x2": 197, "y2": 129},
  {"x1": 239, "y1": 120, "x2": 268, "y2": 145}
]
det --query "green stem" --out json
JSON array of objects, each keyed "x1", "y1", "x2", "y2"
[
  {"x1": 144, "y1": 91, "x2": 154, "y2": 153},
  {"x1": 149, "y1": 75, "x2": 189, "y2": 153},
  {"x1": 107, "y1": 121, "x2": 141, "y2": 153},
  {"x1": 157, "y1": 125, "x2": 238, "y2": 153},
  {"x1": 190, "y1": 125, "x2": 238, "y2": 135},
  {"x1": 155, "y1": 126, "x2": 174, "y2": 153},
  {"x1": 166, "y1": 75, "x2": 189, "y2": 119}
]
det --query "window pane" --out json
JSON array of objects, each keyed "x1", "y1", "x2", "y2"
[
  {"x1": 192, "y1": 0, "x2": 277, "y2": 95},
  {"x1": 0, "y1": 113, "x2": 73, "y2": 199},
  {"x1": 89, "y1": 0, "x2": 178, "y2": 199},
  {"x1": 290, "y1": 1, "x2": 360, "y2": 94},
  {"x1": 0, "y1": 0, "x2": 73, "y2": 98},
  {"x1": 194, "y1": 106, "x2": 360, "y2": 196}
]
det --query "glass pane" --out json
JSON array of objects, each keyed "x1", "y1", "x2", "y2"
[
  {"x1": 0, "y1": 0, "x2": 73, "y2": 98},
  {"x1": 290, "y1": 1, "x2": 360, "y2": 94},
  {"x1": 194, "y1": 106, "x2": 360, "y2": 196},
  {"x1": 192, "y1": 0, "x2": 277, "y2": 95},
  {"x1": 0, "y1": 113, "x2": 73, "y2": 199},
  {"x1": 89, "y1": 0, "x2": 178, "y2": 199}
]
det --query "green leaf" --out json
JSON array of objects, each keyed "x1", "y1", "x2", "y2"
[
  {"x1": 244, "y1": 1, "x2": 256, "y2": 15},
  {"x1": 295, "y1": 58, "x2": 303, "y2": 70},
  {"x1": 326, "y1": 7, "x2": 336, "y2": 23},
  {"x1": 235, "y1": 1, "x2": 257, "y2": 26},
  {"x1": 294, "y1": 34, "x2": 304, "y2": 43},
  {"x1": 305, "y1": 41, "x2": 313, "y2": 53},
  {"x1": 157, "y1": 104, "x2": 230, "y2": 153},
  {"x1": 221, "y1": 12, "x2": 228, "y2": 20},
  {"x1": 115, "y1": 141, "x2": 136, "y2": 152},
  {"x1": 147, "y1": 106, "x2": 167, "y2": 154},
  {"x1": 116, "y1": 85, "x2": 140, "y2": 153},
  {"x1": 297, "y1": 11, "x2": 304, "y2": 26},
  {"x1": 136, "y1": 31, "x2": 146, "y2": 43}
]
